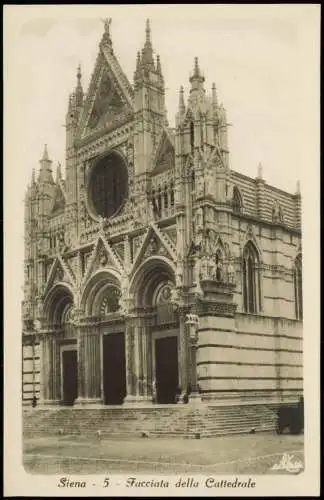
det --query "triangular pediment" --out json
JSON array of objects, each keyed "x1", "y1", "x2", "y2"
[
  {"x1": 129, "y1": 223, "x2": 177, "y2": 278},
  {"x1": 43, "y1": 256, "x2": 75, "y2": 297},
  {"x1": 78, "y1": 48, "x2": 134, "y2": 139},
  {"x1": 82, "y1": 234, "x2": 124, "y2": 285},
  {"x1": 152, "y1": 129, "x2": 175, "y2": 172}
]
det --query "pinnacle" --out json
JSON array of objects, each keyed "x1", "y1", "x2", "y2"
[
  {"x1": 194, "y1": 57, "x2": 200, "y2": 77},
  {"x1": 145, "y1": 19, "x2": 151, "y2": 46},
  {"x1": 41, "y1": 144, "x2": 50, "y2": 161}
]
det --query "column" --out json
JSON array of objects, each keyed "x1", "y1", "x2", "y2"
[
  {"x1": 38, "y1": 331, "x2": 60, "y2": 406},
  {"x1": 178, "y1": 309, "x2": 190, "y2": 402},
  {"x1": 185, "y1": 314, "x2": 202, "y2": 404},
  {"x1": 123, "y1": 314, "x2": 152, "y2": 405},
  {"x1": 124, "y1": 318, "x2": 135, "y2": 401},
  {"x1": 75, "y1": 317, "x2": 102, "y2": 406}
]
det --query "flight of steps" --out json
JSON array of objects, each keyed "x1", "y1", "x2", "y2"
[
  {"x1": 201, "y1": 403, "x2": 279, "y2": 437},
  {"x1": 23, "y1": 402, "x2": 280, "y2": 440},
  {"x1": 23, "y1": 406, "x2": 194, "y2": 439}
]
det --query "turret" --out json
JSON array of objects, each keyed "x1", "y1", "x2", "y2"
[
  {"x1": 38, "y1": 144, "x2": 54, "y2": 185},
  {"x1": 133, "y1": 19, "x2": 166, "y2": 175}
]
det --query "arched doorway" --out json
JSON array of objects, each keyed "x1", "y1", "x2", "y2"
[
  {"x1": 82, "y1": 271, "x2": 126, "y2": 405},
  {"x1": 131, "y1": 257, "x2": 180, "y2": 404},
  {"x1": 153, "y1": 282, "x2": 179, "y2": 404},
  {"x1": 43, "y1": 284, "x2": 77, "y2": 405}
]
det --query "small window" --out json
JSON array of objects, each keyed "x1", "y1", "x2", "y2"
[
  {"x1": 232, "y1": 187, "x2": 242, "y2": 214},
  {"x1": 242, "y1": 242, "x2": 260, "y2": 313}
]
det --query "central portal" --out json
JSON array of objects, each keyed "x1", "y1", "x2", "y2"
[
  {"x1": 103, "y1": 332, "x2": 126, "y2": 405},
  {"x1": 155, "y1": 336, "x2": 179, "y2": 404}
]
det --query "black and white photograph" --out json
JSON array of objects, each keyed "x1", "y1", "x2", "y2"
[{"x1": 4, "y1": 4, "x2": 320, "y2": 497}]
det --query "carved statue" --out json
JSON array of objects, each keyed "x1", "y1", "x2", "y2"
[
  {"x1": 101, "y1": 17, "x2": 112, "y2": 35},
  {"x1": 118, "y1": 275, "x2": 129, "y2": 314},
  {"x1": 200, "y1": 255, "x2": 208, "y2": 280},
  {"x1": 227, "y1": 262, "x2": 235, "y2": 283},
  {"x1": 196, "y1": 175, "x2": 205, "y2": 197}
]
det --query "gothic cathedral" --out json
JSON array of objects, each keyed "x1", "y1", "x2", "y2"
[{"x1": 22, "y1": 20, "x2": 303, "y2": 415}]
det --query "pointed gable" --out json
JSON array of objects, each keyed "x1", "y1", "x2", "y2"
[
  {"x1": 78, "y1": 37, "x2": 134, "y2": 140},
  {"x1": 152, "y1": 128, "x2": 175, "y2": 172},
  {"x1": 51, "y1": 184, "x2": 66, "y2": 214}
]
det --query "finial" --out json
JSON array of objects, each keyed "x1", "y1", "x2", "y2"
[
  {"x1": 75, "y1": 64, "x2": 83, "y2": 106},
  {"x1": 179, "y1": 86, "x2": 185, "y2": 113},
  {"x1": 296, "y1": 180, "x2": 301, "y2": 195},
  {"x1": 101, "y1": 17, "x2": 112, "y2": 36},
  {"x1": 156, "y1": 54, "x2": 161, "y2": 74},
  {"x1": 145, "y1": 19, "x2": 151, "y2": 46},
  {"x1": 194, "y1": 57, "x2": 200, "y2": 77},
  {"x1": 31, "y1": 168, "x2": 36, "y2": 185},
  {"x1": 42, "y1": 144, "x2": 49, "y2": 161},
  {"x1": 189, "y1": 57, "x2": 205, "y2": 88},
  {"x1": 56, "y1": 162, "x2": 62, "y2": 182},
  {"x1": 212, "y1": 82, "x2": 218, "y2": 106},
  {"x1": 257, "y1": 162, "x2": 263, "y2": 179}
]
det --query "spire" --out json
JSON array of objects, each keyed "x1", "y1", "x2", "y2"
[
  {"x1": 42, "y1": 143, "x2": 49, "y2": 161},
  {"x1": 193, "y1": 57, "x2": 201, "y2": 78},
  {"x1": 141, "y1": 19, "x2": 154, "y2": 69},
  {"x1": 189, "y1": 57, "x2": 205, "y2": 94},
  {"x1": 145, "y1": 19, "x2": 152, "y2": 47},
  {"x1": 100, "y1": 17, "x2": 113, "y2": 51},
  {"x1": 178, "y1": 86, "x2": 185, "y2": 115},
  {"x1": 75, "y1": 64, "x2": 83, "y2": 107},
  {"x1": 56, "y1": 162, "x2": 62, "y2": 183},
  {"x1": 31, "y1": 168, "x2": 36, "y2": 186},
  {"x1": 38, "y1": 144, "x2": 54, "y2": 184},
  {"x1": 212, "y1": 82, "x2": 218, "y2": 107}
]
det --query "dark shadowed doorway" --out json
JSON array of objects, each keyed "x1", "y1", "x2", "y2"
[
  {"x1": 155, "y1": 336, "x2": 179, "y2": 404},
  {"x1": 62, "y1": 349, "x2": 78, "y2": 405},
  {"x1": 103, "y1": 333, "x2": 126, "y2": 405}
]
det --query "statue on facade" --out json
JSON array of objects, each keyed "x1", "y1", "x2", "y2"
[
  {"x1": 101, "y1": 17, "x2": 112, "y2": 35},
  {"x1": 118, "y1": 275, "x2": 130, "y2": 315},
  {"x1": 227, "y1": 261, "x2": 235, "y2": 283}
]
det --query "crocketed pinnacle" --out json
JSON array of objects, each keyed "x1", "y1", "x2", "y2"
[
  {"x1": 178, "y1": 86, "x2": 185, "y2": 114},
  {"x1": 38, "y1": 144, "x2": 54, "y2": 184},
  {"x1": 141, "y1": 19, "x2": 154, "y2": 69},
  {"x1": 56, "y1": 162, "x2": 62, "y2": 183},
  {"x1": 212, "y1": 82, "x2": 218, "y2": 106},
  {"x1": 189, "y1": 57, "x2": 205, "y2": 93},
  {"x1": 75, "y1": 64, "x2": 83, "y2": 106}
]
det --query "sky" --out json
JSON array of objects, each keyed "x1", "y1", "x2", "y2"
[{"x1": 4, "y1": 4, "x2": 320, "y2": 300}]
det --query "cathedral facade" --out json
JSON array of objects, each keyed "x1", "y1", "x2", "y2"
[{"x1": 22, "y1": 20, "x2": 303, "y2": 410}]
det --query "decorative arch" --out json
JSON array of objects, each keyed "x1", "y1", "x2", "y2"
[
  {"x1": 242, "y1": 241, "x2": 261, "y2": 314},
  {"x1": 293, "y1": 253, "x2": 303, "y2": 320},
  {"x1": 43, "y1": 282, "x2": 74, "y2": 325},
  {"x1": 129, "y1": 256, "x2": 176, "y2": 308},
  {"x1": 80, "y1": 268, "x2": 122, "y2": 316}
]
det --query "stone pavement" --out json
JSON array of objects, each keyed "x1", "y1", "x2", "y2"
[{"x1": 23, "y1": 433, "x2": 304, "y2": 475}]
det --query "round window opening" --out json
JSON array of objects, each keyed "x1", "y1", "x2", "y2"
[{"x1": 89, "y1": 152, "x2": 128, "y2": 219}]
